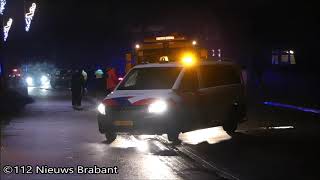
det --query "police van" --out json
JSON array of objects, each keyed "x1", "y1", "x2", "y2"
[{"x1": 97, "y1": 59, "x2": 246, "y2": 143}]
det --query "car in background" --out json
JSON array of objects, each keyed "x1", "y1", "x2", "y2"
[
  {"x1": 24, "y1": 71, "x2": 50, "y2": 88},
  {"x1": 97, "y1": 61, "x2": 247, "y2": 143},
  {"x1": 7, "y1": 68, "x2": 28, "y2": 96},
  {"x1": 50, "y1": 69, "x2": 73, "y2": 89}
]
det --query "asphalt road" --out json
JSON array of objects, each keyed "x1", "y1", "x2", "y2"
[{"x1": 1, "y1": 87, "x2": 320, "y2": 180}]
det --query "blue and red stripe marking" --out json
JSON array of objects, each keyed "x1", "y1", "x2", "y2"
[
  {"x1": 132, "y1": 98, "x2": 156, "y2": 106},
  {"x1": 103, "y1": 96, "x2": 156, "y2": 107}
]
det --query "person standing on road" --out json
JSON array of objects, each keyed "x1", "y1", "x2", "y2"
[
  {"x1": 241, "y1": 65, "x2": 248, "y2": 90},
  {"x1": 82, "y1": 69, "x2": 88, "y2": 96},
  {"x1": 106, "y1": 67, "x2": 118, "y2": 94},
  {"x1": 94, "y1": 68, "x2": 105, "y2": 99},
  {"x1": 71, "y1": 69, "x2": 84, "y2": 109}
]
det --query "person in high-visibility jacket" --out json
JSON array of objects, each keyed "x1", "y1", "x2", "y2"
[{"x1": 106, "y1": 68, "x2": 118, "y2": 94}]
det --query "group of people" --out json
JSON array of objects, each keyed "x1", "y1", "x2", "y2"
[{"x1": 71, "y1": 67, "x2": 119, "y2": 110}]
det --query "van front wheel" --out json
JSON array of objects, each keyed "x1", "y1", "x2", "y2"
[
  {"x1": 167, "y1": 131, "x2": 181, "y2": 145},
  {"x1": 105, "y1": 132, "x2": 117, "y2": 144},
  {"x1": 167, "y1": 130, "x2": 179, "y2": 141}
]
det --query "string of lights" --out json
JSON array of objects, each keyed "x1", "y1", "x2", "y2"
[
  {"x1": 3, "y1": 18, "x2": 13, "y2": 41},
  {"x1": 25, "y1": 3, "x2": 36, "y2": 32},
  {"x1": 0, "y1": 0, "x2": 5, "y2": 15},
  {"x1": 2, "y1": 1, "x2": 38, "y2": 42}
]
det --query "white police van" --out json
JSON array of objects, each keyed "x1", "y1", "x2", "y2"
[{"x1": 97, "y1": 61, "x2": 246, "y2": 143}]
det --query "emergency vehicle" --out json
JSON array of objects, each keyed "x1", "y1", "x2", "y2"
[
  {"x1": 6, "y1": 68, "x2": 28, "y2": 96},
  {"x1": 124, "y1": 34, "x2": 209, "y2": 73},
  {"x1": 97, "y1": 54, "x2": 246, "y2": 143},
  {"x1": 50, "y1": 69, "x2": 73, "y2": 89},
  {"x1": 7, "y1": 68, "x2": 24, "y2": 87}
]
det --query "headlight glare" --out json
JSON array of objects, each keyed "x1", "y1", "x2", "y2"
[
  {"x1": 97, "y1": 103, "x2": 106, "y2": 115},
  {"x1": 26, "y1": 77, "x2": 33, "y2": 86},
  {"x1": 148, "y1": 100, "x2": 168, "y2": 114},
  {"x1": 41, "y1": 75, "x2": 49, "y2": 84}
]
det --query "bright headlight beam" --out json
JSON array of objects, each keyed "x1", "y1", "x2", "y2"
[
  {"x1": 148, "y1": 100, "x2": 167, "y2": 114},
  {"x1": 26, "y1": 77, "x2": 33, "y2": 86},
  {"x1": 97, "y1": 103, "x2": 106, "y2": 115},
  {"x1": 41, "y1": 75, "x2": 48, "y2": 84}
]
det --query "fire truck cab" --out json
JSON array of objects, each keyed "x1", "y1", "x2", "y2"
[{"x1": 125, "y1": 34, "x2": 208, "y2": 72}]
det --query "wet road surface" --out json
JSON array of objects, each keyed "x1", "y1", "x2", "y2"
[
  {"x1": 1, "y1": 88, "x2": 226, "y2": 180},
  {"x1": 1, "y1": 87, "x2": 320, "y2": 179}
]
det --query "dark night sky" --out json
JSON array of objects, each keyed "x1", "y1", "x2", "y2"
[{"x1": 1, "y1": 0, "x2": 319, "y2": 68}]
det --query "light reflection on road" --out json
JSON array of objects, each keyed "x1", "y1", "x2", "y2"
[
  {"x1": 28, "y1": 86, "x2": 51, "y2": 96},
  {"x1": 142, "y1": 155, "x2": 178, "y2": 179},
  {"x1": 87, "y1": 127, "x2": 233, "y2": 156},
  {"x1": 180, "y1": 126, "x2": 232, "y2": 145},
  {"x1": 96, "y1": 136, "x2": 149, "y2": 153},
  {"x1": 261, "y1": 126, "x2": 294, "y2": 130}
]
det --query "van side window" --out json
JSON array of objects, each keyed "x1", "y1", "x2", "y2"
[
  {"x1": 179, "y1": 69, "x2": 198, "y2": 92},
  {"x1": 200, "y1": 65, "x2": 240, "y2": 88}
]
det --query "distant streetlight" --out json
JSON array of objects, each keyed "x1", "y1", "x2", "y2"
[
  {"x1": 135, "y1": 44, "x2": 140, "y2": 49},
  {"x1": 192, "y1": 40, "x2": 197, "y2": 45}
]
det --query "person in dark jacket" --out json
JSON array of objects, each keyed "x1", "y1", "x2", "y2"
[{"x1": 71, "y1": 70, "x2": 84, "y2": 109}]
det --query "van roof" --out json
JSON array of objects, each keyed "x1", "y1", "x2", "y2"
[{"x1": 133, "y1": 61, "x2": 236, "y2": 69}]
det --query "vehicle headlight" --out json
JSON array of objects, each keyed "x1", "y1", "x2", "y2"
[
  {"x1": 41, "y1": 75, "x2": 49, "y2": 84},
  {"x1": 26, "y1": 77, "x2": 33, "y2": 86},
  {"x1": 148, "y1": 100, "x2": 168, "y2": 114},
  {"x1": 97, "y1": 103, "x2": 106, "y2": 115}
]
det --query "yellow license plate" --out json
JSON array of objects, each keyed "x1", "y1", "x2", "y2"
[{"x1": 113, "y1": 120, "x2": 133, "y2": 127}]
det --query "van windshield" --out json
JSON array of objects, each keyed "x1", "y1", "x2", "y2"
[{"x1": 117, "y1": 67, "x2": 182, "y2": 90}]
